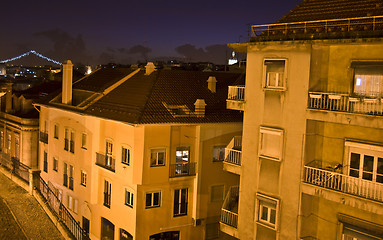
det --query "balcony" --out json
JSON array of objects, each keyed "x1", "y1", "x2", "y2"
[
  {"x1": 220, "y1": 186, "x2": 239, "y2": 237},
  {"x1": 39, "y1": 131, "x2": 48, "y2": 144},
  {"x1": 227, "y1": 86, "x2": 245, "y2": 111},
  {"x1": 96, "y1": 152, "x2": 115, "y2": 172},
  {"x1": 169, "y1": 162, "x2": 196, "y2": 178},
  {"x1": 223, "y1": 136, "x2": 242, "y2": 175},
  {"x1": 303, "y1": 165, "x2": 383, "y2": 202},
  {"x1": 308, "y1": 92, "x2": 383, "y2": 116}
]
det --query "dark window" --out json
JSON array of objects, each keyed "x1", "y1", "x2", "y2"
[
  {"x1": 173, "y1": 188, "x2": 188, "y2": 216},
  {"x1": 43, "y1": 152, "x2": 48, "y2": 173},
  {"x1": 104, "y1": 180, "x2": 111, "y2": 208}
]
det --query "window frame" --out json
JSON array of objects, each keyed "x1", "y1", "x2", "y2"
[
  {"x1": 173, "y1": 188, "x2": 188, "y2": 217},
  {"x1": 351, "y1": 62, "x2": 383, "y2": 98},
  {"x1": 150, "y1": 148, "x2": 166, "y2": 167},
  {"x1": 81, "y1": 170, "x2": 87, "y2": 187},
  {"x1": 145, "y1": 191, "x2": 161, "y2": 208},
  {"x1": 263, "y1": 58, "x2": 287, "y2": 90},
  {"x1": 122, "y1": 146, "x2": 131, "y2": 166},
  {"x1": 81, "y1": 133, "x2": 87, "y2": 149},
  {"x1": 103, "y1": 179, "x2": 112, "y2": 208},
  {"x1": 125, "y1": 189, "x2": 134, "y2": 208},
  {"x1": 43, "y1": 151, "x2": 48, "y2": 173},
  {"x1": 256, "y1": 193, "x2": 279, "y2": 230},
  {"x1": 176, "y1": 146, "x2": 190, "y2": 163},
  {"x1": 53, "y1": 157, "x2": 58, "y2": 172},
  {"x1": 259, "y1": 126, "x2": 284, "y2": 161},
  {"x1": 54, "y1": 124, "x2": 59, "y2": 139}
]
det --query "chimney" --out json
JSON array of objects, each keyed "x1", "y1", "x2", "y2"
[
  {"x1": 62, "y1": 60, "x2": 73, "y2": 105},
  {"x1": 207, "y1": 76, "x2": 217, "y2": 93},
  {"x1": 5, "y1": 83, "x2": 12, "y2": 113},
  {"x1": 145, "y1": 62, "x2": 156, "y2": 75},
  {"x1": 194, "y1": 99, "x2": 206, "y2": 117}
]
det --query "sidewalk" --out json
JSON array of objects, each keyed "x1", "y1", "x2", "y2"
[{"x1": 0, "y1": 172, "x2": 64, "y2": 240}]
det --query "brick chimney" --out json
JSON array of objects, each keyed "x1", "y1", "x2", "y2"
[
  {"x1": 194, "y1": 99, "x2": 206, "y2": 117},
  {"x1": 207, "y1": 76, "x2": 217, "y2": 93},
  {"x1": 62, "y1": 60, "x2": 73, "y2": 105},
  {"x1": 145, "y1": 62, "x2": 156, "y2": 75}
]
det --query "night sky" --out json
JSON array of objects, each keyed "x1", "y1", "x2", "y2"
[{"x1": 1, "y1": 0, "x2": 302, "y2": 66}]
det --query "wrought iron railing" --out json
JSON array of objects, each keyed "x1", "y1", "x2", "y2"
[
  {"x1": 169, "y1": 162, "x2": 196, "y2": 178},
  {"x1": 308, "y1": 92, "x2": 383, "y2": 115},
  {"x1": 221, "y1": 186, "x2": 239, "y2": 228},
  {"x1": 304, "y1": 166, "x2": 383, "y2": 202},
  {"x1": 227, "y1": 86, "x2": 245, "y2": 101},
  {"x1": 0, "y1": 155, "x2": 30, "y2": 183},
  {"x1": 251, "y1": 15, "x2": 383, "y2": 41},
  {"x1": 38, "y1": 177, "x2": 90, "y2": 240},
  {"x1": 96, "y1": 152, "x2": 115, "y2": 172},
  {"x1": 39, "y1": 131, "x2": 48, "y2": 144}
]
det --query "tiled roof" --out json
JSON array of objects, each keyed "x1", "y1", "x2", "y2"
[
  {"x1": 42, "y1": 68, "x2": 244, "y2": 125},
  {"x1": 278, "y1": 0, "x2": 383, "y2": 23}
]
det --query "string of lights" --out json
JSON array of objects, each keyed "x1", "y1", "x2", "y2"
[{"x1": 0, "y1": 50, "x2": 62, "y2": 65}]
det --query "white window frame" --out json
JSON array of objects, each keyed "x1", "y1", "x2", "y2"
[
  {"x1": 263, "y1": 59, "x2": 287, "y2": 90},
  {"x1": 150, "y1": 148, "x2": 166, "y2": 167},
  {"x1": 122, "y1": 146, "x2": 131, "y2": 165},
  {"x1": 210, "y1": 185, "x2": 225, "y2": 202},
  {"x1": 259, "y1": 127, "x2": 284, "y2": 161},
  {"x1": 106, "y1": 140, "x2": 113, "y2": 167},
  {"x1": 145, "y1": 191, "x2": 161, "y2": 208},
  {"x1": 81, "y1": 170, "x2": 87, "y2": 187},
  {"x1": 256, "y1": 193, "x2": 279, "y2": 230},
  {"x1": 125, "y1": 189, "x2": 134, "y2": 208}
]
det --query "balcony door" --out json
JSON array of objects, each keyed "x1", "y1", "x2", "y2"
[
  {"x1": 106, "y1": 141, "x2": 113, "y2": 167},
  {"x1": 348, "y1": 146, "x2": 383, "y2": 184}
]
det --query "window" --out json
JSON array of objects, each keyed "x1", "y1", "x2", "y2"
[
  {"x1": 146, "y1": 191, "x2": 161, "y2": 208},
  {"x1": 150, "y1": 148, "x2": 166, "y2": 166},
  {"x1": 210, "y1": 185, "x2": 224, "y2": 202},
  {"x1": 53, "y1": 157, "x2": 58, "y2": 172},
  {"x1": 14, "y1": 134, "x2": 19, "y2": 159},
  {"x1": 70, "y1": 131, "x2": 75, "y2": 153},
  {"x1": 259, "y1": 127, "x2": 284, "y2": 161},
  {"x1": 104, "y1": 180, "x2": 111, "y2": 208},
  {"x1": 82, "y1": 217, "x2": 90, "y2": 235},
  {"x1": 81, "y1": 133, "x2": 87, "y2": 149},
  {"x1": 173, "y1": 188, "x2": 188, "y2": 216},
  {"x1": 6, "y1": 133, "x2": 11, "y2": 153},
  {"x1": 339, "y1": 214, "x2": 383, "y2": 240},
  {"x1": 212, "y1": 146, "x2": 225, "y2": 162},
  {"x1": 125, "y1": 189, "x2": 134, "y2": 208},
  {"x1": 106, "y1": 140, "x2": 113, "y2": 167},
  {"x1": 54, "y1": 124, "x2": 59, "y2": 139},
  {"x1": 67, "y1": 195, "x2": 78, "y2": 213},
  {"x1": 81, "y1": 170, "x2": 87, "y2": 186},
  {"x1": 264, "y1": 59, "x2": 286, "y2": 89},
  {"x1": 176, "y1": 147, "x2": 190, "y2": 163},
  {"x1": 63, "y1": 163, "x2": 68, "y2": 187},
  {"x1": 256, "y1": 193, "x2": 279, "y2": 230},
  {"x1": 352, "y1": 62, "x2": 383, "y2": 97},
  {"x1": 64, "y1": 129, "x2": 69, "y2": 151},
  {"x1": 43, "y1": 151, "x2": 48, "y2": 173},
  {"x1": 120, "y1": 228, "x2": 133, "y2": 240},
  {"x1": 0, "y1": 130, "x2": 3, "y2": 150},
  {"x1": 63, "y1": 163, "x2": 74, "y2": 190},
  {"x1": 122, "y1": 147, "x2": 130, "y2": 165},
  {"x1": 69, "y1": 165, "x2": 74, "y2": 190},
  {"x1": 346, "y1": 142, "x2": 383, "y2": 184}
]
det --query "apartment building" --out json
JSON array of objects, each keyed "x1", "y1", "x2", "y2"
[
  {"x1": 220, "y1": 0, "x2": 383, "y2": 239},
  {"x1": 36, "y1": 61, "x2": 243, "y2": 239}
]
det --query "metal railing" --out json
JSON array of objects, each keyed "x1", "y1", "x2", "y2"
[
  {"x1": 224, "y1": 136, "x2": 242, "y2": 166},
  {"x1": 96, "y1": 152, "x2": 115, "y2": 172},
  {"x1": 38, "y1": 177, "x2": 90, "y2": 240},
  {"x1": 221, "y1": 186, "x2": 239, "y2": 228},
  {"x1": 304, "y1": 166, "x2": 383, "y2": 202},
  {"x1": 251, "y1": 15, "x2": 383, "y2": 41},
  {"x1": 169, "y1": 162, "x2": 196, "y2": 178},
  {"x1": 0, "y1": 155, "x2": 29, "y2": 183},
  {"x1": 228, "y1": 86, "x2": 245, "y2": 101},
  {"x1": 308, "y1": 92, "x2": 383, "y2": 115},
  {"x1": 39, "y1": 131, "x2": 48, "y2": 144}
]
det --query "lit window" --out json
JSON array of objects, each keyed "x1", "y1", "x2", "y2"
[
  {"x1": 122, "y1": 147, "x2": 131, "y2": 165},
  {"x1": 256, "y1": 193, "x2": 279, "y2": 230},
  {"x1": 150, "y1": 149, "x2": 166, "y2": 166},
  {"x1": 259, "y1": 127, "x2": 284, "y2": 161},
  {"x1": 264, "y1": 59, "x2": 287, "y2": 89},
  {"x1": 212, "y1": 146, "x2": 225, "y2": 162},
  {"x1": 125, "y1": 189, "x2": 134, "y2": 208},
  {"x1": 106, "y1": 141, "x2": 113, "y2": 167},
  {"x1": 352, "y1": 62, "x2": 383, "y2": 97},
  {"x1": 210, "y1": 185, "x2": 224, "y2": 202},
  {"x1": 81, "y1": 170, "x2": 87, "y2": 187},
  {"x1": 174, "y1": 188, "x2": 188, "y2": 216},
  {"x1": 81, "y1": 133, "x2": 87, "y2": 149},
  {"x1": 145, "y1": 191, "x2": 161, "y2": 208},
  {"x1": 53, "y1": 157, "x2": 58, "y2": 171},
  {"x1": 176, "y1": 147, "x2": 190, "y2": 163}
]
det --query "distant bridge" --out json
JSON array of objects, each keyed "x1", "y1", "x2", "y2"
[{"x1": 0, "y1": 50, "x2": 62, "y2": 65}]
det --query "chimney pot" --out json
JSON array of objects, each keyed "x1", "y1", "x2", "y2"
[
  {"x1": 207, "y1": 76, "x2": 217, "y2": 93},
  {"x1": 145, "y1": 62, "x2": 156, "y2": 75},
  {"x1": 194, "y1": 99, "x2": 206, "y2": 117}
]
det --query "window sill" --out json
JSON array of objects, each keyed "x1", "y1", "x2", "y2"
[
  {"x1": 125, "y1": 203, "x2": 133, "y2": 208},
  {"x1": 256, "y1": 221, "x2": 277, "y2": 231},
  {"x1": 173, "y1": 213, "x2": 187, "y2": 217},
  {"x1": 259, "y1": 155, "x2": 281, "y2": 162},
  {"x1": 122, "y1": 162, "x2": 130, "y2": 166},
  {"x1": 81, "y1": 147, "x2": 87, "y2": 150},
  {"x1": 263, "y1": 87, "x2": 286, "y2": 92},
  {"x1": 103, "y1": 203, "x2": 111, "y2": 208},
  {"x1": 150, "y1": 164, "x2": 165, "y2": 167},
  {"x1": 145, "y1": 205, "x2": 160, "y2": 209},
  {"x1": 80, "y1": 183, "x2": 86, "y2": 187},
  {"x1": 212, "y1": 159, "x2": 224, "y2": 163}
]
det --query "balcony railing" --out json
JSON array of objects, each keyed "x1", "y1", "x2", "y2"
[
  {"x1": 96, "y1": 152, "x2": 115, "y2": 172},
  {"x1": 169, "y1": 162, "x2": 196, "y2": 178},
  {"x1": 224, "y1": 136, "x2": 242, "y2": 166},
  {"x1": 221, "y1": 186, "x2": 239, "y2": 228},
  {"x1": 40, "y1": 131, "x2": 48, "y2": 144},
  {"x1": 304, "y1": 166, "x2": 383, "y2": 202},
  {"x1": 0, "y1": 155, "x2": 30, "y2": 183},
  {"x1": 251, "y1": 15, "x2": 383, "y2": 42},
  {"x1": 227, "y1": 86, "x2": 245, "y2": 101},
  {"x1": 308, "y1": 92, "x2": 383, "y2": 116}
]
